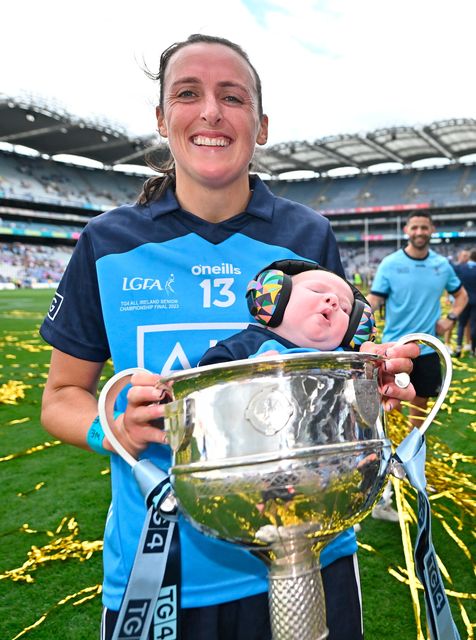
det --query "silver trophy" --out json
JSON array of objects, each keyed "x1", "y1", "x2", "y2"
[{"x1": 99, "y1": 333, "x2": 451, "y2": 640}]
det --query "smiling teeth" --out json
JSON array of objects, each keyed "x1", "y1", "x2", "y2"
[{"x1": 193, "y1": 136, "x2": 230, "y2": 147}]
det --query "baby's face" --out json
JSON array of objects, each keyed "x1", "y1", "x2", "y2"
[{"x1": 273, "y1": 270, "x2": 354, "y2": 350}]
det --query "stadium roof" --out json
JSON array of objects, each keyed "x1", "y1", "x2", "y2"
[
  {"x1": 0, "y1": 94, "x2": 168, "y2": 168},
  {"x1": 1, "y1": 94, "x2": 476, "y2": 176}
]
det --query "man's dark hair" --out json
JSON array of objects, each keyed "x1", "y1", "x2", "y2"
[{"x1": 405, "y1": 210, "x2": 433, "y2": 225}]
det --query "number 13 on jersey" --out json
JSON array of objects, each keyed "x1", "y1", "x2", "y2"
[{"x1": 199, "y1": 278, "x2": 236, "y2": 308}]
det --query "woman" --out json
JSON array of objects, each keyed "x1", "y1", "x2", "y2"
[{"x1": 40, "y1": 34, "x2": 418, "y2": 640}]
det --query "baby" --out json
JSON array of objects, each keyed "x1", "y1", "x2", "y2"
[{"x1": 200, "y1": 258, "x2": 376, "y2": 365}]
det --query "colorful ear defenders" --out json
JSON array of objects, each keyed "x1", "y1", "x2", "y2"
[{"x1": 246, "y1": 259, "x2": 376, "y2": 348}]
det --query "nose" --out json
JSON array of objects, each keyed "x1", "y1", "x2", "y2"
[
  {"x1": 321, "y1": 292, "x2": 339, "y2": 309},
  {"x1": 201, "y1": 94, "x2": 222, "y2": 125}
]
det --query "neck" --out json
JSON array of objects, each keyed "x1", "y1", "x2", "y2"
[
  {"x1": 405, "y1": 243, "x2": 430, "y2": 259},
  {"x1": 175, "y1": 174, "x2": 252, "y2": 222}
]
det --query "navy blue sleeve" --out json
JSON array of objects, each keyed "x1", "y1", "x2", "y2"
[{"x1": 39, "y1": 228, "x2": 110, "y2": 362}]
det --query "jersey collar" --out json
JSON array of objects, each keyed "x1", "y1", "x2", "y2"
[{"x1": 147, "y1": 175, "x2": 275, "y2": 221}]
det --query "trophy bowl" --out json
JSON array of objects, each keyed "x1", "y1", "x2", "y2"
[
  {"x1": 163, "y1": 351, "x2": 390, "y2": 549},
  {"x1": 98, "y1": 335, "x2": 452, "y2": 640},
  {"x1": 162, "y1": 351, "x2": 389, "y2": 640}
]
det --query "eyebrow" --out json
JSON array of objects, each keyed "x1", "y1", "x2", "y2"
[{"x1": 170, "y1": 77, "x2": 250, "y2": 93}]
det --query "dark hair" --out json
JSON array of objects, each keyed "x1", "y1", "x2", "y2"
[
  {"x1": 470, "y1": 248, "x2": 476, "y2": 261},
  {"x1": 137, "y1": 34, "x2": 264, "y2": 205},
  {"x1": 405, "y1": 210, "x2": 433, "y2": 225}
]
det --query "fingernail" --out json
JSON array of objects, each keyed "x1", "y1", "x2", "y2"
[
  {"x1": 385, "y1": 400, "x2": 394, "y2": 412},
  {"x1": 384, "y1": 385, "x2": 391, "y2": 395}
]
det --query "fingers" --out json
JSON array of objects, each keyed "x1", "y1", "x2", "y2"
[
  {"x1": 130, "y1": 371, "x2": 162, "y2": 387},
  {"x1": 368, "y1": 340, "x2": 420, "y2": 412},
  {"x1": 382, "y1": 356, "x2": 413, "y2": 375},
  {"x1": 360, "y1": 340, "x2": 420, "y2": 360},
  {"x1": 127, "y1": 381, "x2": 167, "y2": 408},
  {"x1": 114, "y1": 374, "x2": 173, "y2": 454},
  {"x1": 385, "y1": 342, "x2": 420, "y2": 360}
]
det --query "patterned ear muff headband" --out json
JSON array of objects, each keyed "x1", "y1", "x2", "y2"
[
  {"x1": 245, "y1": 269, "x2": 291, "y2": 327},
  {"x1": 246, "y1": 259, "x2": 377, "y2": 347}
]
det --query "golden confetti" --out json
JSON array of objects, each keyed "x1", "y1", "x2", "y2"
[
  {"x1": 17, "y1": 482, "x2": 46, "y2": 498},
  {"x1": 0, "y1": 440, "x2": 62, "y2": 463},
  {"x1": 0, "y1": 380, "x2": 31, "y2": 404},
  {"x1": 0, "y1": 516, "x2": 103, "y2": 584},
  {"x1": 383, "y1": 407, "x2": 476, "y2": 640},
  {"x1": 10, "y1": 584, "x2": 102, "y2": 640},
  {"x1": 6, "y1": 417, "x2": 30, "y2": 425}
]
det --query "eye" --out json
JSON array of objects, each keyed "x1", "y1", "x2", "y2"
[
  {"x1": 177, "y1": 89, "x2": 197, "y2": 99},
  {"x1": 340, "y1": 300, "x2": 352, "y2": 315},
  {"x1": 223, "y1": 95, "x2": 244, "y2": 104}
]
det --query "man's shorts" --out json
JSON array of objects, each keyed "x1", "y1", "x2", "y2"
[{"x1": 410, "y1": 352, "x2": 442, "y2": 398}]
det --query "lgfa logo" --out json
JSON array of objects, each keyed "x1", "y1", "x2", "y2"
[{"x1": 122, "y1": 274, "x2": 175, "y2": 294}]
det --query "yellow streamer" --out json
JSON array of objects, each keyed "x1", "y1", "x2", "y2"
[
  {"x1": 0, "y1": 516, "x2": 103, "y2": 584},
  {"x1": 10, "y1": 584, "x2": 102, "y2": 640},
  {"x1": 0, "y1": 440, "x2": 62, "y2": 463}
]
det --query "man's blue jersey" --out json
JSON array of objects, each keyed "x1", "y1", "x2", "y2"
[
  {"x1": 40, "y1": 176, "x2": 344, "y2": 610},
  {"x1": 371, "y1": 249, "x2": 461, "y2": 355}
]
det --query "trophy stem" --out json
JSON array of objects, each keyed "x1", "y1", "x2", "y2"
[{"x1": 268, "y1": 538, "x2": 328, "y2": 640}]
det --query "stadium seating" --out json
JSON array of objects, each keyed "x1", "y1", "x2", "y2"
[{"x1": 1, "y1": 148, "x2": 475, "y2": 286}]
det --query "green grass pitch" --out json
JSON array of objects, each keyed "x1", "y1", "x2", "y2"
[{"x1": 0, "y1": 288, "x2": 474, "y2": 639}]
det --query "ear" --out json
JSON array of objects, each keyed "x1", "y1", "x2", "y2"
[
  {"x1": 256, "y1": 114, "x2": 268, "y2": 146},
  {"x1": 156, "y1": 106, "x2": 168, "y2": 138}
]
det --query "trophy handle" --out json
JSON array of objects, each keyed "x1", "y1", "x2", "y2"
[
  {"x1": 394, "y1": 332, "x2": 453, "y2": 436},
  {"x1": 97, "y1": 367, "x2": 151, "y2": 468}
]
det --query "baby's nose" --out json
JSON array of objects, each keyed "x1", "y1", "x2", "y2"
[{"x1": 323, "y1": 293, "x2": 339, "y2": 309}]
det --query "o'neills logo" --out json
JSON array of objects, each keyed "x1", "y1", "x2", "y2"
[
  {"x1": 122, "y1": 274, "x2": 175, "y2": 293},
  {"x1": 191, "y1": 263, "x2": 241, "y2": 275}
]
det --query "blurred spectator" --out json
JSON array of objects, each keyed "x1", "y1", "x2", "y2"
[{"x1": 453, "y1": 248, "x2": 476, "y2": 357}]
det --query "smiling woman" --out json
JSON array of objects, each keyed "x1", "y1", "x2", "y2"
[
  {"x1": 38, "y1": 33, "x2": 419, "y2": 640},
  {"x1": 141, "y1": 36, "x2": 268, "y2": 222}
]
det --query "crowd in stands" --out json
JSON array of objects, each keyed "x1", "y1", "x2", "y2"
[
  {"x1": 0, "y1": 152, "x2": 142, "y2": 209},
  {"x1": 1, "y1": 149, "x2": 475, "y2": 289},
  {"x1": 0, "y1": 242, "x2": 73, "y2": 288},
  {"x1": 0, "y1": 241, "x2": 469, "y2": 291},
  {"x1": 3, "y1": 149, "x2": 476, "y2": 214}
]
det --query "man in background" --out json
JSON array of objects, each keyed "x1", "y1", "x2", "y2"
[
  {"x1": 367, "y1": 212, "x2": 467, "y2": 521},
  {"x1": 453, "y1": 248, "x2": 476, "y2": 357},
  {"x1": 452, "y1": 249, "x2": 473, "y2": 357}
]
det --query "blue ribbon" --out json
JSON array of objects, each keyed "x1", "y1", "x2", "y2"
[{"x1": 395, "y1": 429, "x2": 461, "y2": 640}]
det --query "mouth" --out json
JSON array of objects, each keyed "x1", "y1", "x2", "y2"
[
  {"x1": 317, "y1": 311, "x2": 331, "y2": 324},
  {"x1": 192, "y1": 135, "x2": 231, "y2": 147}
]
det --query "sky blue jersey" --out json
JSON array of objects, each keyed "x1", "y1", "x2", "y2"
[
  {"x1": 370, "y1": 249, "x2": 461, "y2": 355},
  {"x1": 40, "y1": 176, "x2": 343, "y2": 610}
]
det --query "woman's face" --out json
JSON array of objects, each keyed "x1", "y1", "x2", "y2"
[
  {"x1": 156, "y1": 42, "x2": 268, "y2": 192},
  {"x1": 274, "y1": 271, "x2": 354, "y2": 350}
]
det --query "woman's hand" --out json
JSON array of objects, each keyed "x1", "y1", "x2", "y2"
[
  {"x1": 359, "y1": 340, "x2": 420, "y2": 412},
  {"x1": 104, "y1": 371, "x2": 172, "y2": 457}
]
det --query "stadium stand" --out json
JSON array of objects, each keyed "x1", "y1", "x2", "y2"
[{"x1": 1, "y1": 96, "x2": 476, "y2": 287}]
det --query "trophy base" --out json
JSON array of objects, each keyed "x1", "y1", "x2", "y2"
[{"x1": 269, "y1": 536, "x2": 328, "y2": 640}]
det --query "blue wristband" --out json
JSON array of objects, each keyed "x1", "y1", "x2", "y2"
[{"x1": 87, "y1": 412, "x2": 122, "y2": 455}]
